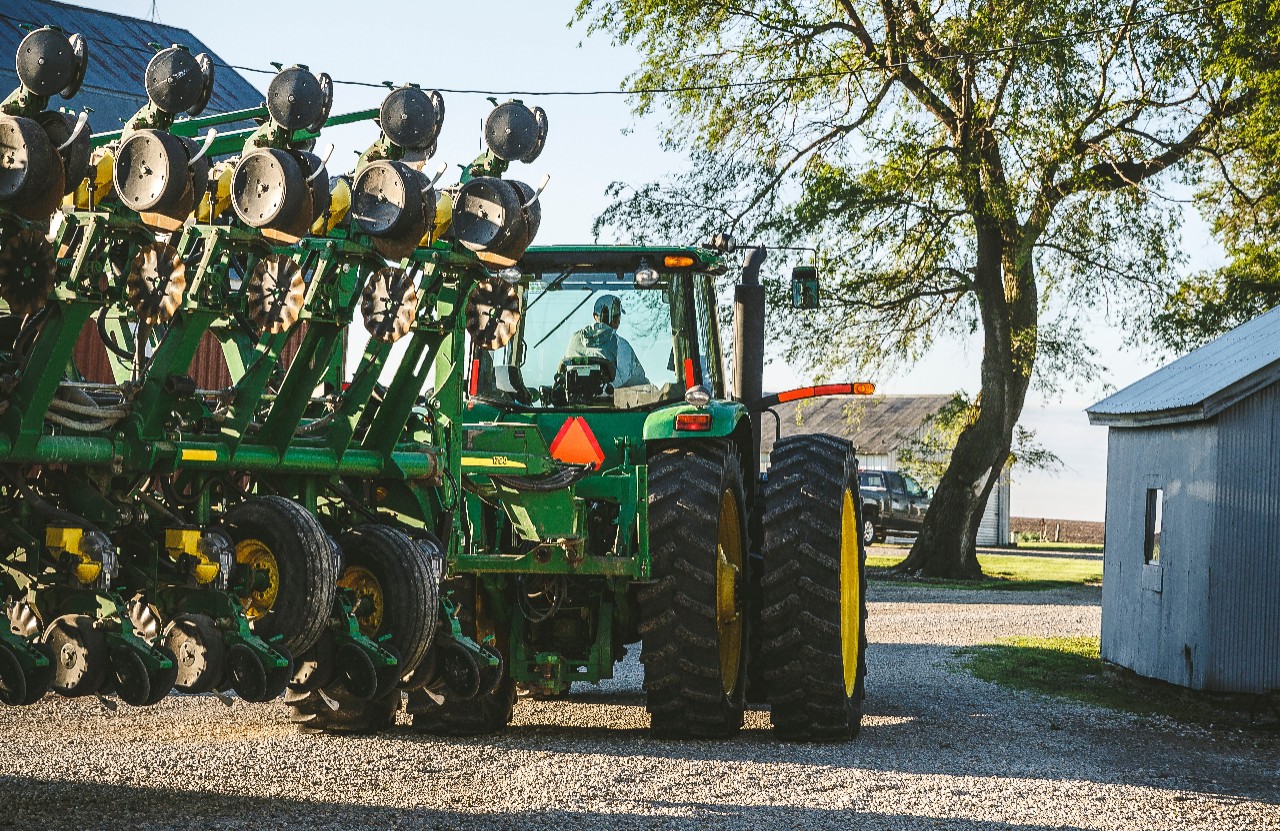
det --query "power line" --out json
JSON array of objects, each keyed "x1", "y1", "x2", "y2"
[{"x1": 0, "y1": 0, "x2": 1239, "y2": 98}]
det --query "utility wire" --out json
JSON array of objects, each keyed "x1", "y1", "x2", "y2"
[{"x1": 0, "y1": 0, "x2": 1240, "y2": 98}]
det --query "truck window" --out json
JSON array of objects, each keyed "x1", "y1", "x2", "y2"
[
  {"x1": 859, "y1": 472, "x2": 884, "y2": 489},
  {"x1": 901, "y1": 474, "x2": 925, "y2": 498}
]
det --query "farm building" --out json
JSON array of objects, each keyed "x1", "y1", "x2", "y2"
[
  {"x1": 760, "y1": 394, "x2": 1012, "y2": 546},
  {"x1": 1087, "y1": 306, "x2": 1280, "y2": 693},
  {"x1": 0, "y1": 0, "x2": 261, "y2": 133}
]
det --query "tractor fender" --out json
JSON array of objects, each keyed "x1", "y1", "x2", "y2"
[{"x1": 641, "y1": 400, "x2": 746, "y2": 442}]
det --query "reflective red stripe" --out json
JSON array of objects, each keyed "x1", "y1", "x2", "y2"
[
  {"x1": 776, "y1": 384, "x2": 851, "y2": 403},
  {"x1": 683, "y1": 358, "x2": 696, "y2": 388},
  {"x1": 469, "y1": 358, "x2": 480, "y2": 396},
  {"x1": 774, "y1": 382, "x2": 875, "y2": 403}
]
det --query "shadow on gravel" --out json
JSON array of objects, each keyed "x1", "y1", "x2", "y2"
[
  {"x1": 368, "y1": 642, "x2": 1280, "y2": 807},
  {"x1": 0, "y1": 775, "x2": 1098, "y2": 831}
]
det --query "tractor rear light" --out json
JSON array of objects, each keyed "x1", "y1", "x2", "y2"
[
  {"x1": 663, "y1": 255, "x2": 695, "y2": 268},
  {"x1": 675, "y1": 413, "x2": 712, "y2": 431},
  {"x1": 684, "y1": 384, "x2": 711, "y2": 407},
  {"x1": 853, "y1": 382, "x2": 876, "y2": 395}
]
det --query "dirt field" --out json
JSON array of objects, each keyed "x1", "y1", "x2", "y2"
[
  {"x1": 0, "y1": 582, "x2": 1275, "y2": 830},
  {"x1": 1011, "y1": 516, "x2": 1105, "y2": 544}
]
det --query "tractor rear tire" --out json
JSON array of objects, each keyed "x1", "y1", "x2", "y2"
[
  {"x1": 286, "y1": 526, "x2": 443, "y2": 734},
  {"x1": 759, "y1": 434, "x2": 867, "y2": 741},
  {"x1": 407, "y1": 575, "x2": 515, "y2": 736},
  {"x1": 640, "y1": 440, "x2": 748, "y2": 738},
  {"x1": 225, "y1": 495, "x2": 337, "y2": 657}
]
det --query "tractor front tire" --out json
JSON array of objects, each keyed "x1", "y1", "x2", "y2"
[
  {"x1": 640, "y1": 440, "x2": 748, "y2": 738},
  {"x1": 759, "y1": 434, "x2": 867, "y2": 741}
]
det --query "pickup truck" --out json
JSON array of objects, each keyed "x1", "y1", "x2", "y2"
[{"x1": 858, "y1": 469, "x2": 932, "y2": 545}]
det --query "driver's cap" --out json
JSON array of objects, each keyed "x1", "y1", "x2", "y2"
[{"x1": 594, "y1": 294, "x2": 622, "y2": 324}]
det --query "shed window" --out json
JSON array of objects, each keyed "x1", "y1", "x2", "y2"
[{"x1": 1144, "y1": 488, "x2": 1163, "y2": 564}]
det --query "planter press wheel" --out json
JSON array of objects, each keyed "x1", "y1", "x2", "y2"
[
  {"x1": 162, "y1": 613, "x2": 226, "y2": 694},
  {"x1": 41, "y1": 614, "x2": 110, "y2": 698},
  {"x1": 0, "y1": 639, "x2": 54, "y2": 706}
]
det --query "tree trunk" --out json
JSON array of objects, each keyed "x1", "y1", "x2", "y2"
[{"x1": 895, "y1": 221, "x2": 1036, "y2": 579}]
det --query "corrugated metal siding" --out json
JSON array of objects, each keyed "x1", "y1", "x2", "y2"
[
  {"x1": 1100, "y1": 420, "x2": 1216, "y2": 687},
  {"x1": 1207, "y1": 382, "x2": 1280, "y2": 692},
  {"x1": 0, "y1": 0, "x2": 263, "y2": 134},
  {"x1": 1088, "y1": 306, "x2": 1280, "y2": 424}
]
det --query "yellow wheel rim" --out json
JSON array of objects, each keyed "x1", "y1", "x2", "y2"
[
  {"x1": 840, "y1": 490, "x2": 862, "y2": 697},
  {"x1": 339, "y1": 564, "x2": 385, "y2": 637},
  {"x1": 235, "y1": 538, "x2": 279, "y2": 621},
  {"x1": 716, "y1": 489, "x2": 744, "y2": 696}
]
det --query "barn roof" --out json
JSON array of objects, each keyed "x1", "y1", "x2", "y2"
[
  {"x1": 759, "y1": 394, "x2": 951, "y2": 457},
  {"x1": 1087, "y1": 305, "x2": 1280, "y2": 427},
  {"x1": 0, "y1": 0, "x2": 262, "y2": 134}
]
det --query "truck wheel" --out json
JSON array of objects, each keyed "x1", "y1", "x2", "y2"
[
  {"x1": 225, "y1": 495, "x2": 337, "y2": 657},
  {"x1": 407, "y1": 575, "x2": 516, "y2": 736},
  {"x1": 760, "y1": 434, "x2": 867, "y2": 741},
  {"x1": 861, "y1": 514, "x2": 877, "y2": 547},
  {"x1": 287, "y1": 527, "x2": 443, "y2": 734},
  {"x1": 641, "y1": 440, "x2": 747, "y2": 738}
]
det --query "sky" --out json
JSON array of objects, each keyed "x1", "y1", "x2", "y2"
[{"x1": 62, "y1": 0, "x2": 1228, "y2": 521}]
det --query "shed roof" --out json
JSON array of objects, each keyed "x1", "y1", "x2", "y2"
[
  {"x1": 1087, "y1": 305, "x2": 1280, "y2": 427},
  {"x1": 760, "y1": 394, "x2": 951, "y2": 457},
  {"x1": 0, "y1": 0, "x2": 262, "y2": 135}
]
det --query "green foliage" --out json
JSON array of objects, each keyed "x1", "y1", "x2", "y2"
[
  {"x1": 896, "y1": 392, "x2": 1062, "y2": 488},
  {"x1": 575, "y1": 0, "x2": 1241, "y2": 383},
  {"x1": 866, "y1": 552, "x2": 1102, "y2": 588},
  {"x1": 1152, "y1": 0, "x2": 1280, "y2": 350}
]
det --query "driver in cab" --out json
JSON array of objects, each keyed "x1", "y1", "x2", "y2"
[{"x1": 563, "y1": 294, "x2": 648, "y2": 388}]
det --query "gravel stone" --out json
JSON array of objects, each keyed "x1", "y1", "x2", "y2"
[{"x1": 0, "y1": 582, "x2": 1276, "y2": 830}]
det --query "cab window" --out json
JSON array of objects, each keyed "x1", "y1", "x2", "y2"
[{"x1": 477, "y1": 272, "x2": 687, "y2": 409}]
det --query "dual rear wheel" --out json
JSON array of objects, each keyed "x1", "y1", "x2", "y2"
[{"x1": 640, "y1": 434, "x2": 867, "y2": 741}]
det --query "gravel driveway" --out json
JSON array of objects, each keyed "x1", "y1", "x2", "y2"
[{"x1": 1, "y1": 582, "x2": 1276, "y2": 831}]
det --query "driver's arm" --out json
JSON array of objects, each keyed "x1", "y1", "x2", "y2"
[{"x1": 615, "y1": 337, "x2": 649, "y2": 387}]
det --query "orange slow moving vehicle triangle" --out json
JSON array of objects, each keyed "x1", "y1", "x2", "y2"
[{"x1": 549, "y1": 416, "x2": 606, "y2": 469}]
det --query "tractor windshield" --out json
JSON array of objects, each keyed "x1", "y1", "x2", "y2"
[{"x1": 476, "y1": 270, "x2": 721, "y2": 410}]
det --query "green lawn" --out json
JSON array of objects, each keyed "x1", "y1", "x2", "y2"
[
  {"x1": 958, "y1": 637, "x2": 1271, "y2": 729},
  {"x1": 866, "y1": 552, "x2": 1102, "y2": 590}
]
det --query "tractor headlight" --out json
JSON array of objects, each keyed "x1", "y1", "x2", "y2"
[
  {"x1": 684, "y1": 384, "x2": 711, "y2": 407},
  {"x1": 498, "y1": 267, "x2": 522, "y2": 284},
  {"x1": 634, "y1": 259, "x2": 659, "y2": 287}
]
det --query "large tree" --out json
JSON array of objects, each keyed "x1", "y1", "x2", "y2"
[
  {"x1": 1152, "y1": 0, "x2": 1280, "y2": 351},
  {"x1": 576, "y1": 0, "x2": 1253, "y2": 577}
]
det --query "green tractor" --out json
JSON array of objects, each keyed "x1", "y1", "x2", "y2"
[{"x1": 405, "y1": 243, "x2": 873, "y2": 741}]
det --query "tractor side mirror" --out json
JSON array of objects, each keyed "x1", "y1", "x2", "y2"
[{"x1": 791, "y1": 265, "x2": 820, "y2": 309}]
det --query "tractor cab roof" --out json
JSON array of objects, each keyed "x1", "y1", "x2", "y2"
[{"x1": 517, "y1": 245, "x2": 729, "y2": 276}]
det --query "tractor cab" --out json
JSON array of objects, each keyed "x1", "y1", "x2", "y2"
[{"x1": 470, "y1": 246, "x2": 729, "y2": 412}]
